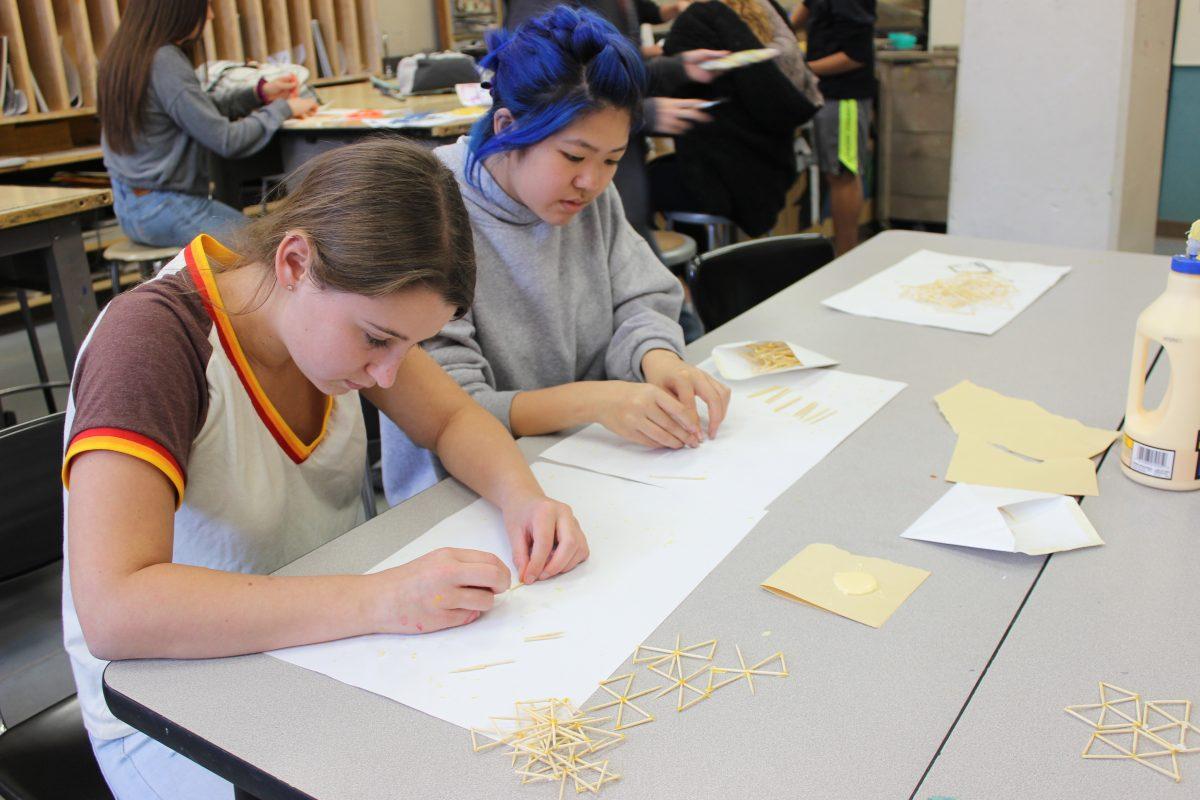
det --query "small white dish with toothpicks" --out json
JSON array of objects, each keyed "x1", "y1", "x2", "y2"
[{"x1": 711, "y1": 340, "x2": 838, "y2": 381}]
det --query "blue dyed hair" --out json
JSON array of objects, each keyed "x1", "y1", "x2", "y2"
[{"x1": 465, "y1": 5, "x2": 646, "y2": 187}]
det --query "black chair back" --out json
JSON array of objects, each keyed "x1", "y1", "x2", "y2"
[
  {"x1": 0, "y1": 413, "x2": 66, "y2": 583},
  {"x1": 688, "y1": 234, "x2": 834, "y2": 330}
]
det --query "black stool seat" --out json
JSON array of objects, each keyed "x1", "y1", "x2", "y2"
[{"x1": 0, "y1": 696, "x2": 113, "y2": 800}]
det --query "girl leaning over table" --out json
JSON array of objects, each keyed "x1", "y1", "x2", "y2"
[
  {"x1": 380, "y1": 5, "x2": 733, "y2": 506},
  {"x1": 62, "y1": 139, "x2": 590, "y2": 800},
  {"x1": 97, "y1": 0, "x2": 318, "y2": 249}
]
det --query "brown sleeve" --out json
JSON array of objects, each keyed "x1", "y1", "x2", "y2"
[{"x1": 63, "y1": 276, "x2": 213, "y2": 503}]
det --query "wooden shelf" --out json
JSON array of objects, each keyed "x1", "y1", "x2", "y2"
[
  {"x1": 0, "y1": 144, "x2": 102, "y2": 173},
  {"x1": 0, "y1": 1, "x2": 380, "y2": 130}
]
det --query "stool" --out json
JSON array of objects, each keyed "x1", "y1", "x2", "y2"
[
  {"x1": 102, "y1": 239, "x2": 181, "y2": 294},
  {"x1": 651, "y1": 229, "x2": 697, "y2": 273},
  {"x1": 662, "y1": 211, "x2": 736, "y2": 252}
]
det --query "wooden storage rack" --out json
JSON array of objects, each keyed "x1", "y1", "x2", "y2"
[{"x1": 0, "y1": 0, "x2": 382, "y2": 122}]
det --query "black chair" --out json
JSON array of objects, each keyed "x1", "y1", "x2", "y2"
[
  {"x1": 0, "y1": 412, "x2": 114, "y2": 800},
  {"x1": 686, "y1": 233, "x2": 835, "y2": 330}
]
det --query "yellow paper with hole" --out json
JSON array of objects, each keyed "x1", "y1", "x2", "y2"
[
  {"x1": 761, "y1": 543, "x2": 930, "y2": 628},
  {"x1": 946, "y1": 435, "x2": 1100, "y2": 496},
  {"x1": 935, "y1": 381, "x2": 1118, "y2": 460}
]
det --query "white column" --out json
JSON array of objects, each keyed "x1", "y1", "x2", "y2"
[{"x1": 947, "y1": 0, "x2": 1174, "y2": 252}]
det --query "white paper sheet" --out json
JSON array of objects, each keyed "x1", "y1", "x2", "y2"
[
  {"x1": 900, "y1": 483, "x2": 1103, "y2": 556},
  {"x1": 539, "y1": 366, "x2": 906, "y2": 510},
  {"x1": 269, "y1": 462, "x2": 765, "y2": 730},
  {"x1": 821, "y1": 250, "x2": 1071, "y2": 335}
]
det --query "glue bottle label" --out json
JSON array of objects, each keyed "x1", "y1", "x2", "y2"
[{"x1": 1124, "y1": 434, "x2": 1175, "y2": 480}]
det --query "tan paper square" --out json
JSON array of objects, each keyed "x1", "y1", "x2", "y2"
[
  {"x1": 935, "y1": 380, "x2": 1118, "y2": 460},
  {"x1": 760, "y1": 543, "x2": 930, "y2": 628},
  {"x1": 946, "y1": 435, "x2": 1100, "y2": 496}
]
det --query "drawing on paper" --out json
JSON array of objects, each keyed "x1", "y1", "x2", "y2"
[{"x1": 901, "y1": 261, "x2": 1017, "y2": 313}]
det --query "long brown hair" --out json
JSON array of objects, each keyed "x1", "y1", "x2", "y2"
[
  {"x1": 98, "y1": 0, "x2": 209, "y2": 154},
  {"x1": 231, "y1": 138, "x2": 476, "y2": 316},
  {"x1": 722, "y1": 0, "x2": 779, "y2": 46}
]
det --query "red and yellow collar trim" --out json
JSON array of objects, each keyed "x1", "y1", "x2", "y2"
[{"x1": 184, "y1": 235, "x2": 332, "y2": 465}]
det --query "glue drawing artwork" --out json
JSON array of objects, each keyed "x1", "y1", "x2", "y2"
[{"x1": 822, "y1": 250, "x2": 1071, "y2": 334}]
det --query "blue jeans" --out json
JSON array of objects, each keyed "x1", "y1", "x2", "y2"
[
  {"x1": 91, "y1": 732, "x2": 232, "y2": 800},
  {"x1": 112, "y1": 181, "x2": 247, "y2": 248}
]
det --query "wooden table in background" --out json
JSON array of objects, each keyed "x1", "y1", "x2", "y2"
[
  {"x1": 279, "y1": 82, "x2": 476, "y2": 173},
  {"x1": 0, "y1": 185, "x2": 111, "y2": 372}
]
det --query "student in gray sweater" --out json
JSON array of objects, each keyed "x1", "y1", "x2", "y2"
[
  {"x1": 381, "y1": 6, "x2": 731, "y2": 507},
  {"x1": 97, "y1": 0, "x2": 316, "y2": 248}
]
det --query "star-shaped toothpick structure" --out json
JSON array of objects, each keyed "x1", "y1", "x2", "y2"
[
  {"x1": 650, "y1": 661, "x2": 713, "y2": 712},
  {"x1": 585, "y1": 673, "x2": 659, "y2": 730},
  {"x1": 1065, "y1": 682, "x2": 1200, "y2": 783},
  {"x1": 632, "y1": 635, "x2": 716, "y2": 679},
  {"x1": 707, "y1": 646, "x2": 788, "y2": 694}
]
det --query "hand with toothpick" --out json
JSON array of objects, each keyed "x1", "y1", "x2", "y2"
[
  {"x1": 503, "y1": 493, "x2": 589, "y2": 585},
  {"x1": 370, "y1": 547, "x2": 510, "y2": 634},
  {"x1": 640, "y1": 349, "x2": 731, "y2": 440}
]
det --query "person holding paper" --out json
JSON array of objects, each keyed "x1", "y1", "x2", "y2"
[
  {"x1": 380, "y1": 6, "x2": 731, "y2": 505},
  {"x1": 63, "y1": 139, "x2": 588, "y2": 800}
]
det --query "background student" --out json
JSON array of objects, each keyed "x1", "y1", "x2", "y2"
[
  {"x1": 98, "y1": 0, "x2": 318, "y2": 248},
  {"x1": 64, "y1": 139, "x2": 588, "y2": 800},
  {"x1": 651, "y1": 0, "x2": 821, "y2": 238},
  {"x1": 791, "y1": 0, "x2": 877, "y2": 255},
  {"x1": 381, "y1": 6, "x2": 730, "y2": 505}
]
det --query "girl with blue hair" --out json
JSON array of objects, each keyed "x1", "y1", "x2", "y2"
[{"x1": 381, "y1": 5, "x2": 731, "y2": 511}]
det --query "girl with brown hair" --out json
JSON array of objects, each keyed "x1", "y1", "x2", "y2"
[
  {"x1": 98, "y1": 0, "x2": 317, "y2": 248},
  {"x1": 62, "y1": 138, "x2": 589, "y2": 799}
]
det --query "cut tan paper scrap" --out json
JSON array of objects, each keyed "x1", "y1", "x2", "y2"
[
  {"x1": 946, "y1": 435, "x2": 1100, "y2": 496},
  {"x1": 935, "y1": 380, "x2": 1118, "y2": 460},
  {"x1": 632, "y1": 635, "x2": 717, "y2": 679},
  {"x1": 707, "y1": 646, "x2": 788, "y2": 694},
  {"x1": 761, "y1": 543, "x2": 930, "y2": 629},
  {"x1": 585, "y1": 673, "x2": 659, "y2": 731}
]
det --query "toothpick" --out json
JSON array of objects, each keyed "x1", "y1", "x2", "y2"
[
  {"x1": 450, "y1": 659, "x2": 516, "y2": 673},
  {"x1": 524, "y1": 632, "x2": 565, "y2": 642}
]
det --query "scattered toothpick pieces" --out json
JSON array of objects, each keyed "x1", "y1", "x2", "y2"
[
  {"x1": 471, "y1": 697, "x2": 627, "y2": 796},
  {"x1": 633, "y1": 634, "x2": 717, "y2": 679},
  {"x1": 585, "y1": 673, "x2": 658, "y2": 730},
  {"x1": 747, "y1": 384, "x2": 782, "y2": 399}
]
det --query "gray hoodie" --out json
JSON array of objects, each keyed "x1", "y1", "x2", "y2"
[{"x1": 380, "y1": 137, "x2": 685, "y2": 503}]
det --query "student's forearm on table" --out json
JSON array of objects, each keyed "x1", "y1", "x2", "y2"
[
  {"x1": 508, "y1": 383, "x2": 603, "y2": 437},
  {"x1": 83, "y1": 566, "x2": 380, "y2": 661},
  {"x1": 435, "y1": 402, "x2": 547, "y2": 509},
  {"x1": 807, "y1": 52, "x2": 863, "y2": 76}
]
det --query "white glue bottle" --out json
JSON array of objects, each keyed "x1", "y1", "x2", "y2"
[{"x1": 1120, "y1": 220, "x2": 1200, "y2": 490}]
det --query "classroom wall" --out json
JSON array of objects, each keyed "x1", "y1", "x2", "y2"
[
  {"x1": 947, "y1": 0, "x2": 1174, "y2": 252},
  {"x1": 928, "y1": 0, "x2": 964, "y2": 48},
  {"x1": 375, "y1": 0, "x2": 439, "y2": 55}
]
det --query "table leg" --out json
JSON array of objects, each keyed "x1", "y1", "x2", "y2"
[{"x1": 42, "y1": 216, "x2": 98, "y2": 373}]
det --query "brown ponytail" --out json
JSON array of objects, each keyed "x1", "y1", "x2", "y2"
[
  {"x1": 98, "y1": 0, "x2": 209, "y2": 155},
  {"x1": 231, "y1": 138, "x2": 476, "y2": 316}
]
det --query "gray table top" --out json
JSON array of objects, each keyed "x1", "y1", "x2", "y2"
[
  {"x1": 916, "y1": 366, "x2": 1200, "y2": 799},
  {"x1": 104, "y1": 230, "x2": 1176, "y2": 799}
]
